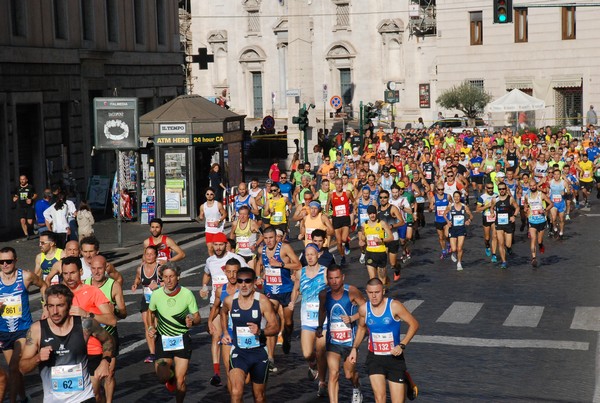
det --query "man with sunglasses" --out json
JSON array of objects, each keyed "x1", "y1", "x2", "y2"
[
  {"x1": 264, "y1": 183, "x2": 292, "y2": 237},
  {"x1": 476, "y1": 181, "x2": 499, "y2": 262},
  {"x1": 378, "y1": 190, "x2": 405, "y2": 282},
  {"x1": 34, "y1": 231, "x2": 63, "y2": 285},
  {"x1": 198, "y1": 187, "x2": 227, "y2": 256},
  {"x1": 490, "y1": 184, "x2": 520, "y2": 269},
  {"x1": 0, "y1": 247, "x2": 46, "y2": 403},
  {"x1": 221, "y1": 267, "x2": 279, "y2": 403},
  {"x1": 430, "y1": 184, "x2": 451, "y2": 260},
  {"x1": 524, "y1": 180, "x2": 554, "y2": 268}
]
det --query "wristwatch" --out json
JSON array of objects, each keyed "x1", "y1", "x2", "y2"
[{"x1": 102, "y1": 356, "x2": 112, "y2": 364}]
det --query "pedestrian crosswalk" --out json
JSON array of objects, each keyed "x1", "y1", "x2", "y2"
[{"x1": 403, "y1": 299, "x2": 600, "y2": 332}]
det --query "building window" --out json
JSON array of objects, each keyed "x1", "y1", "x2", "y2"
[
  {"x1": 336, "y1": 3, "x2": 350, "y2": 28},
  {"x1": 10, "y1": 0, "x2": 27, "y2": 37},
  {"x1": 81, "y1": 0, "x2": 94, "y2": 41},
  {"x1": 134, "y1": 0, "x2": 145, "y2": 44},
  {"x1": 247, "y1": 10, "x2": 260, "y2": 34},
  {"x1": 106, "y1": 0, "x2": 119, "y2": 43},
  {"x1": 156, "y1": 0, "x2": 167, "y2": 45},
  {"x1": 340, "y1": 68, "x2": 353, "y2": 110},
  {"x1": 470, "y1": 79, "x2": 484, "y2": 92},
  {"x1": 562, "y1": 6, "x2": 575, "y2": 40},
  {"x1": 555, "y1": 87, "x2": 582, "y2": 126},
  {"x1": 470, "y1": 11, "x2": 482, "y2": 46},
  {"x1": 53, "y1": 0, "x2": 68, "y2": 40},
  {"x1": 252, "y1": 72, "x2": 263, "y2": 118},
  {"x1": 514, "y1": 8, "x2": 527, "y2": 43}
]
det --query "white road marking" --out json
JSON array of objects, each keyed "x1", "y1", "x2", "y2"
[
  {"x1": 593, "y1": 332, "x2": 600, "y2": 403},
  {"x1": 410, "y1": 335, "x2": 589, "y2": 351},
  {"x1": 503, "y1": 305, "x2": 544, "y2": 328},
  {"x1": 403, "y1": 299, "x2": 424, "y2": 314},
  {"x1": 436, "y1": 301, "x2": 483, "y2": 324},
  {"x1": 571, "y1": 307, "x2": 600, "y2": 331}
]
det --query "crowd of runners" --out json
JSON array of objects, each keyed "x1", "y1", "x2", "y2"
[{"x1": 0, "y1": 124, "x2": 598, "y2": 402}]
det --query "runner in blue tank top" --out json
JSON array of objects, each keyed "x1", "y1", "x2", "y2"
[
  {"x1": 0, "y1": 246, "x2": 47, "y2": 403},
  {"x1": 220, "y1": 267, "x2": 279, "y2": 403},
  {"x1": 350, "y1": 278, "x2": 419, "y2": 402},
  {"x1": 233, "y1": 182, "x2": 259, "y2": 220},
  {"x1": 316, "y1": 265, "x2": 366, "y2": 403},
  {"x1": 256, "y1": 227, "x2": 301, "y2": 370},
  {"x1": 430, "y1": 185, "x2": 451, "y2": 259},
  {"x1": 296, "y1": 244, "x2": 328, "y2": 396}
]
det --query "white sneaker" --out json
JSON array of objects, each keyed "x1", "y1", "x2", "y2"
[
  {"x1": 451, "y1": 253, "x2": 457, "y2": 263},
  {"x1": 359, "y1": 253, "x2": 366, "y2": 264},
  {"x1": 352, "y1": 388, "x2": 363, "y2": 403},
  {"x1": 457, "y1": 262, "x2": 463, "y2": 271}
]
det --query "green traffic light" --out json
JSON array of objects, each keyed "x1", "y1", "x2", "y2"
[{"x1": 498, "y1": 7, "x2": 507, "y2": 22}]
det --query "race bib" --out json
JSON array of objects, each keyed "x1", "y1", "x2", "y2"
[
  {"x1": 416, "y1": 196, "x2": 425, "y2": 204},
  {"x1": 334, "y1": 204, "x2": 347, "y2": 216},
  {"x1": 305, "y1": 228, "x2": 315, "y2": 240},
  {"x1": 51, "y1": 364, "x2": 84, "y2": 393},
  {"x1": 552, "y1": 194, "x2": 562, "y2": 203},
  {"x1": 265, "y1": 267, "x2": 283, "y2": 286},
  {"x1": 359, "y1": 213, "x2": 369, "y2": 224},
  {"x1": 237, "y1": 236, "x2": 250, "y2": 249},
  {"x1": 304, "y1": 302, "x2": 319, "y2": 327},
  {"x1": 473, "y1": 167, "x2": 480, "y2": 175},
  {"x1": 485, "y1": 210, "x2": 496, "y2": 223},
  {"x1": 532, "y1": 208, "x2": 543, "y2": 217},
  {"x1": 330, "y1": 321, "x2": 352, "y2": 344},
  {"x1": 207, "y1": 220, "x2": 219, "y2": 228},
  {"x1": 372, "y1": 332, "x2": 394, "y2": 355},
  {"x1": 366, "y1": 234, "x2": 380, "y2": 247},
  {"x1": 236, "y1": 326, "x2": 259, "y2": 349},
  {"x1": 1, "y1": 295, "x2": 22, "y2": 318},
  {"x1": 584, "y1": 171, "x2": 591, "y2": 178},
  {"x1": 497, "y1": 213, "x2": 509, "y2": 225},
  {"x1": 453, "y1": 215, "x2": 465, "y2": 226},
  {"x1": 425, "y1": 171, "x2": 432, "y2": 180},
  {"x1": 508, "y1": 160, "x2": 515, "y2": 167},
  {"x1": 161, "y1": 334, "x2": 184, "y2": 351},
  {"x1": 436, "y1": 206, "x2": 446, "y2": 217},
  {"x1": 212, "y1": 274, "x2": 228, "y2": 292},
  {"x1": 271, "y1": 212, "x2": 283, "y2": 223},
  {"x1": 143, "y1": 287, "x2": 153, "y2": 304}
]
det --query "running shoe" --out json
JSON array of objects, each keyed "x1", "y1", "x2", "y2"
[
  {"x1": 451, "y1": 253, "x2": 457, "y2": 263},
  {"x1": 507, "y1": 247, "x2": 513, "y2": 255},
  {"x1": 439, "y1": 249, "x2": 446, "y2": 260},
  {"x1": 341, "y1": 256, "x2": 347, "y2": 266},
  {"x1": 308, "y1": 366, "x2": 319, "y2": 381},
  {"x1": 345, "y1": 243, "x2": 351, "y2": 256},
  {"x1": 209, "y1": 374, "x2": 222, "y2": 387},
  {"x1": 539, "y1": 244, "x2": 545, "y2": 254},
  {"x1": 565, "y1": 214, "x2": 571, "y2": 221},
  {"x1": 144, "y1": 354, "x2": 156, "y2": 363},
  {"x1": 317, "y1": 382, "x2": 328, "y2": 397},
  {"x1": 165, "y1": 377, "x2": 177, "y2": 393},
  {"x1": 559, "y1": 233, "x2": 564, "y2": 240},
  {"x1": 359, "y1": 253, "x2": 366, "y2": 264},
  {"x1": 491, "y1": 255, "x2": 498, "y2": 263},
  {"x1": 519, "y1": 223, "x2": 525, "y2": 232},
  {"x1": 393, "y1": 270, "x2": 401, "y2": 281},
  {"x1": 456, "y1": 262, "x2": 463, "y2": 271},
  {"x1": 531, "y1": 257, "x2": 538, "y2": 268},
  {"x1": 268, "y1": 359, "x2": 278, "y2": 373},
  {"x1": 500, "y1": 262, "x2": 507, "y2": 270},
  {"x1": 485, "y1": 247, "x2": 491, "y2": 257},
  {"x1": 352, "y1": 388, "x2": 363, "y2": 403},
  {"x1": 276, "y1": 333, "x2": 283, "y2": 346}
]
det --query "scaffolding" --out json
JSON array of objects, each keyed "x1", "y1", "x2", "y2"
[{"x1": 408, "y1": 0, "x2": 437, "y2": 37}]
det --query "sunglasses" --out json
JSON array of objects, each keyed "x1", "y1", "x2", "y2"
[
  {"x1": 436, "y1": 188, "x2": 444, "y2": 191},
  {"x1": 498, "y1": 187, "x2": 507, "y2": 190},
  {"x1": 0, "y1": 260, "x2": 14, "y2": 265},
  {"x1": 380, "y1": 196, "x2": 389, "y2": 199},
  {"x1": 486, "y1": 187, "x2": 494, "y2": 190},
  {"x1": 206, "y1": 193, "x2": 214, "y2": 196},
  {"x1": 236, "y1": 278, "x2": 254, "y2": 284}
]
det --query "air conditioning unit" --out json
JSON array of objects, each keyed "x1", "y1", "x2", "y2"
[{"x1": 409, "y1": 4, "x2": 421, "y2": 19}]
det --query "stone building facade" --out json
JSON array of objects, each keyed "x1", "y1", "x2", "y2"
[
  {"x1": 0, "y1": 0, "x2": 184, "y2": 237},
  {"x1": 189, "y1": 0, "x2": 600, "y2": 160}
]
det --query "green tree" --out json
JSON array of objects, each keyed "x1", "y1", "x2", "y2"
[{"x1": 436, "y1": 81, "x2": 492, "y2": 124}]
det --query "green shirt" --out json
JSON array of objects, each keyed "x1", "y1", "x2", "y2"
[{"x1": 149, "y1": 286, "x2": 198, "y2": 336}]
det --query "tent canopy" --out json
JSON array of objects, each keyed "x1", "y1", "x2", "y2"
[{"x1": 487, "y1": 88, "x2": 545, "y2": 113}]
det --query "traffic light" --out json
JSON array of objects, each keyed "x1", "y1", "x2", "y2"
[
  {"x1": 493, "y1": 0, "x2": 513, "y2": 24},
  {"x1": 363, "y1": 102, "x2": 379, "y2": 127},
  {"x1": 292, "y1": 105, "x2": 309, "y2": 131}
]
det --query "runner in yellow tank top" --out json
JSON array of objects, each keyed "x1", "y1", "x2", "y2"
[{"x1": 359, "y1": 205, "x2": 394, "y2": 284}]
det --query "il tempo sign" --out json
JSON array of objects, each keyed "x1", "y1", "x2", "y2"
[{"x1": 93, "y1": 98, "x2": 139, "y2": 150}]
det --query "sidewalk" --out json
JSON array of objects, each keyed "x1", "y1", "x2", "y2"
[{"x1": 8, "y1": 216, "x2": 204, "y2": 269}]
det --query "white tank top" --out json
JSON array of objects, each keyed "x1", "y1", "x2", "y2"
[{"x1": 203, "y1": 201, "x2": 224, "y2": 234}]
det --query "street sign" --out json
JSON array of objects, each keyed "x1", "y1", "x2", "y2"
[
  {"x1": 286, "y1": 89, "x2": 301, "y2": 97},
  {"x1": 385, "y1": 90, "x2": 400, "y2": 104},
  {"x1": 330, "y1": 95, "x2": 342, "y2": 109},
  {"x1": 322, "y1": 84, "x2": 328, "y2": 103},
  {"x1": 262, "y1": 115, "x2": 275, "y2": 130},
  {"x1": 93, "y1": 98, "x2": 139, "y2": 150}
]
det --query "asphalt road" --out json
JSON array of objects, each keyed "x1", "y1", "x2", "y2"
[{"x1": 21, "y1": 206, "x2": 600, "y2": 403}]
